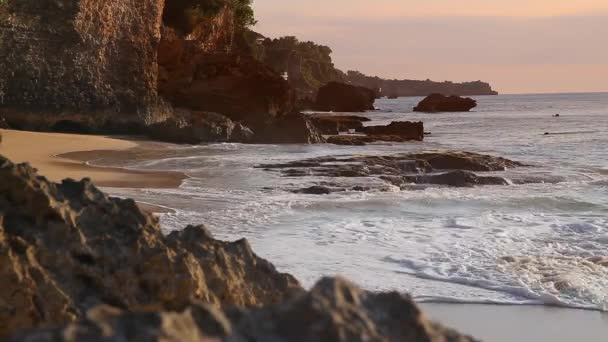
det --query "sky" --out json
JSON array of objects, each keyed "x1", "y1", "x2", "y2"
[{"x1": 253, "y1": 0, "x2": 608, "y2": 94}]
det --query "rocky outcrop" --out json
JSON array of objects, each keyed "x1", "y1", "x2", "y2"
[
  {"x1": 314, "y1": 82, "x2": 376, "y2": 112},
  {"x1": 361, "y1": 121, "x2": 425, "y2": 141},
  {"x1": 158, "y1": 42, "x2": 295, "y2": 129},
  {"x1": 309, "y1": 115, "x2": 371, "y2": 135},
  {"x1": 259, "y1": 151, "x2": 527, "y2": 192},
  {"x1": 414, "y1": 94, "x2": 477, "y2": 113},
  {"x1": 147, "y1": 110, "x2": 253, "y2": 144},
  {"x1": 0, "y1": 155, "x2": 477, "y2": 340},
  {"x1": 253, "y1": 114, "x2": 326, "y2": 144},
  {"x1": 0, "y1": 155, "x2": 300, "y2": 337},
  {"x1": 8, "y1": 278, "x2": 476, "y2": 342},
  {"x1": 0, "y1": 0, "x2": 171, "y2": 127}
]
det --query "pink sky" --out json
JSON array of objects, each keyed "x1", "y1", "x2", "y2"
[{"x1": 253, "y1": 0, "x2": 608, "y2": 94}]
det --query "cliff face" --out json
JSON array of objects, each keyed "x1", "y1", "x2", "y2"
[
  {"x1": 0, "y1": 0, "x2": 171, "y2": 125},
  {"x1": 345, "y1": 71, "x2": 498, "y2": 97}
]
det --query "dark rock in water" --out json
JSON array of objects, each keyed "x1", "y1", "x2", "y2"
[
  {"x1": 147, "y1": 110, "x2": 253, "y2": 144},
  {"x1": 361, "y1": 121, "x2": 425, "y2": 141},
  {"x1": 326, "y1": 135, "x2": 374, "y2": 146},
  {"x1": 414, "y1": 94, "x2": 477, "y2": 112},
  {"x1": 314, "y1": 82, "x2": 376, "y2": 112},
  {"x1": 409, "y1": 152, "x2": 524, "y2": 171},
  {"x1": 0, "y1": 155, "x2": 300, "y2": 336},
  {"x1": 259, "y1": 151, "x2": 525, "y2": 191},
  {"x1": 403, "y1": 170, "x2": 509, "y2": 187},
  {"x1": 309, "y1": 115, "x2": 371, "y2": 135},
  {"x1": 387, "y1": 94, "x2": 399, "y2": 99},
  {"x1": 254, "y1": 114, "x2": 325, "y2": 144},
  {"x1": 294, "y1": 186, "x2": 333, "y2": 195},
  {"x1": 8, "y1": 278, "x2": 477, "y2": 342}
]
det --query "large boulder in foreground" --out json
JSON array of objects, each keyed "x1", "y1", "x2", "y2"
[
  {"x1": 8, "y1": 277, "x2": 477, "y2": 342},
  {"x1": 0, "y1": 0, "x2": 170, "y2": 126},
  {"x1": 0, "y1": 154, "x2": 476, "y2": 340},
  {"x1": 0, "y1": 155, "x2": 300, "y2": 337},
  {"x1": 314, "y1": 82, "x2": 376, "y2": 112},
  {"x1": 253, "y1": 114, "x2": 326, "y2": 144},
  {"x1": 414, "y1": 94, "x2": 477, "y2": 113}
]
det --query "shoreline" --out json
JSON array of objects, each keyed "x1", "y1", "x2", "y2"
[{"x1": 0, "y1": 129, "x2": 187, "y2": 212}]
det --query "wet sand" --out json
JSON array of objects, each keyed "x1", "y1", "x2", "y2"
[
  {"x1": 0, "y1": 129, "x2": 186, "y2": 188},
  {"x1": 422, "y1": 303, "x2": 608, "y2": 342}
]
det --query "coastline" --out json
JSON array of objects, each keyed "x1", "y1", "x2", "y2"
[{"x1": 0, "y1": 129, "x2": 187, "y2": 212}]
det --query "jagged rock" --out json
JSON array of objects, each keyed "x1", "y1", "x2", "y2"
[
  {"x1": 8, "y1": 277, "x2": 477, "y2": 342},
  {"x1": 314, "y1": 82, "x2": 376, "y2": 112},
  {"x1": 309, "y1": 115, "x2": 370, "y2": 135},
  {"x1": 293, "y1": 186, "x2": 333, "y2": 195},
  {"x1": 361, "y1": 121, "x2": 425, "y2": 141},
  {"x1": 409, "y1": 152, "x2": 524, "y2": 171},
  {"x1": 254, "y1": 114, "x2": 325, "y2": 144},
  {"x1": 158, "y1": 49, "x2": 295, "y2": 131},
  {"x1": 0, "y1": 0, "x2": 171, "y2": 126},
  {"x1": 259, "y1": 151, "x2": 525, "y2": 191},
  {"x1": 326, "y1": 135, "x2": 373, "y2": 146},
  {"x1": 402, "y1": 170, "x2": 509, "y2": 187},
  {"x1": 0, "y1": 155, "x2": 300, "y2": 337},
  {"x1": 414, "y1": 94, "x2": 477, "y2": 113},
  {"x1": 147, "y1": 110, "x2": 253, "y2": 144}
]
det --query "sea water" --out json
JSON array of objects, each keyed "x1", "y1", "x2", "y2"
[{"x1": 102, "y1": 93, "x2": 608, "y2": 311}]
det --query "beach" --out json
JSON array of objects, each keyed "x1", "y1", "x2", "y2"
[{"x1": 0, "y1": 129, "x2": 186, "y2": 189}]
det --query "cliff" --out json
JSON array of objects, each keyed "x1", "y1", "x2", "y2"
[
  {"x1": 345, "y1": 70, "x2": 498, "y2": 97},
  {"x1": 0, "y1": 0, "x2": 171, "y2": 127}
]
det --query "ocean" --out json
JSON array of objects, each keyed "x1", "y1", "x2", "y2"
[{"x1": 102, "y1": 92, "x2": 608, "y2": 311}]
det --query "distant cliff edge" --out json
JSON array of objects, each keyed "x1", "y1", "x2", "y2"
[{"x1": 344, "y1": 70, "x2": 498, "y2": 97}]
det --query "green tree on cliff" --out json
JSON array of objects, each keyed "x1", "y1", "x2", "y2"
[{"x1": 163, "y1": 0, "x2": 255, "y2": 34}]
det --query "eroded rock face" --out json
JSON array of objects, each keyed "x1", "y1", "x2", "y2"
[
  {"x1": 0, "y1": 155, "x2": 300, "y2": 337},
  {"x1": 8, "y1": 278, "x2": 477, "y2": 342},
  {"x1": 414, "y1": 94, "x2": 477, "y2": 113},
  {"x1": 0, "y1": 0, "x2": 171, "y2": 127},
  {"x1": 147, "y1": 110, "x2": 253, "y2": 144},
  {"x1": 253, "y1": 114, "x2": 326, "y2": 144},
  {"x1": 260, "y1": 151, "x2": 527, "y2": 192},
  {"x1": 314, "y1": 82, "x2": 376, "y2": 112}
]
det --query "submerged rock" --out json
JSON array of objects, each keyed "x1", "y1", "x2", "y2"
[
  {"x1": 314, "y1": 82, "x2": 376, "y2": 112},
  {"x1": 259, "y1": 151, "x2": 525, "y2": 191},
  {"x1": 8, "y1": 278, "x2": 477, "y2": 342},
  {"x1": 0, "y1": 155, "x2": 300, "y2": 336},
  {"x1": 361, "y1": 121, "x2": 425, "y2": 141},
  {"x1": 414, "y1": 94, "x2": 477, "y2": 113}
]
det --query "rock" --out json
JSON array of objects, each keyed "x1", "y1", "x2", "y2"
[
  {"x1": 414, "y1": 94, "x2": 477, "y2": 113},
  {"x1": 158, "y1": 49, "x2": 295, "y2": 131},
  {"x1": 409, "y1": 152, "x2": 524, "y2": 171},
  {"x1": 147, "y1": 110, "x2": 253, "y2": 144},
  {"x1": 293, "y1": 186, "x2": 333, "y2": 195},
  {"x1": 403, "y1": 170, "x2": 509, "y2": 187},
  {"x1": 326, "y1": 135, "x2": 373, "y2": 146},
  {"x1": 8, "y1": 278, "x2": 477, "y2": 342},
  {"x1": 361, "y1": 121, "x2": 425, "y2": 141},
  {"x1": 314, "y1": 82, "x2": 376, "y2": 112},
  {"x1": 254, "y1": 114, "x2": 325, "y2": 144},
  {"x1": 0, "y1": 117, "x2": 9, "y2": 129},
  {"x1": 258, "y1": 151, "x2": 525, "y2": 192},
  {"x1": 309, "y1": 115, "x2": 371, "y2": 135},
  {"x1": 0, "y1": 155, "x2": 301, "y2": 337},
  {"x1": 0, "y1": 0, "x2": 171, "y2": 125}
]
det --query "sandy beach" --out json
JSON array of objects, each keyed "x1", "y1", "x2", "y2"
[
  {"x1": 422, "y1": 303, "x2": 608, "y2": 342},
  {"x1": 0, "y1": 129, "x2": 187, "y2": 189}
]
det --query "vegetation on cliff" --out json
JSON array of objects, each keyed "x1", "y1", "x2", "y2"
[{"x1": 163, "y1": 0, "x2": 255, "y2": 34}]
